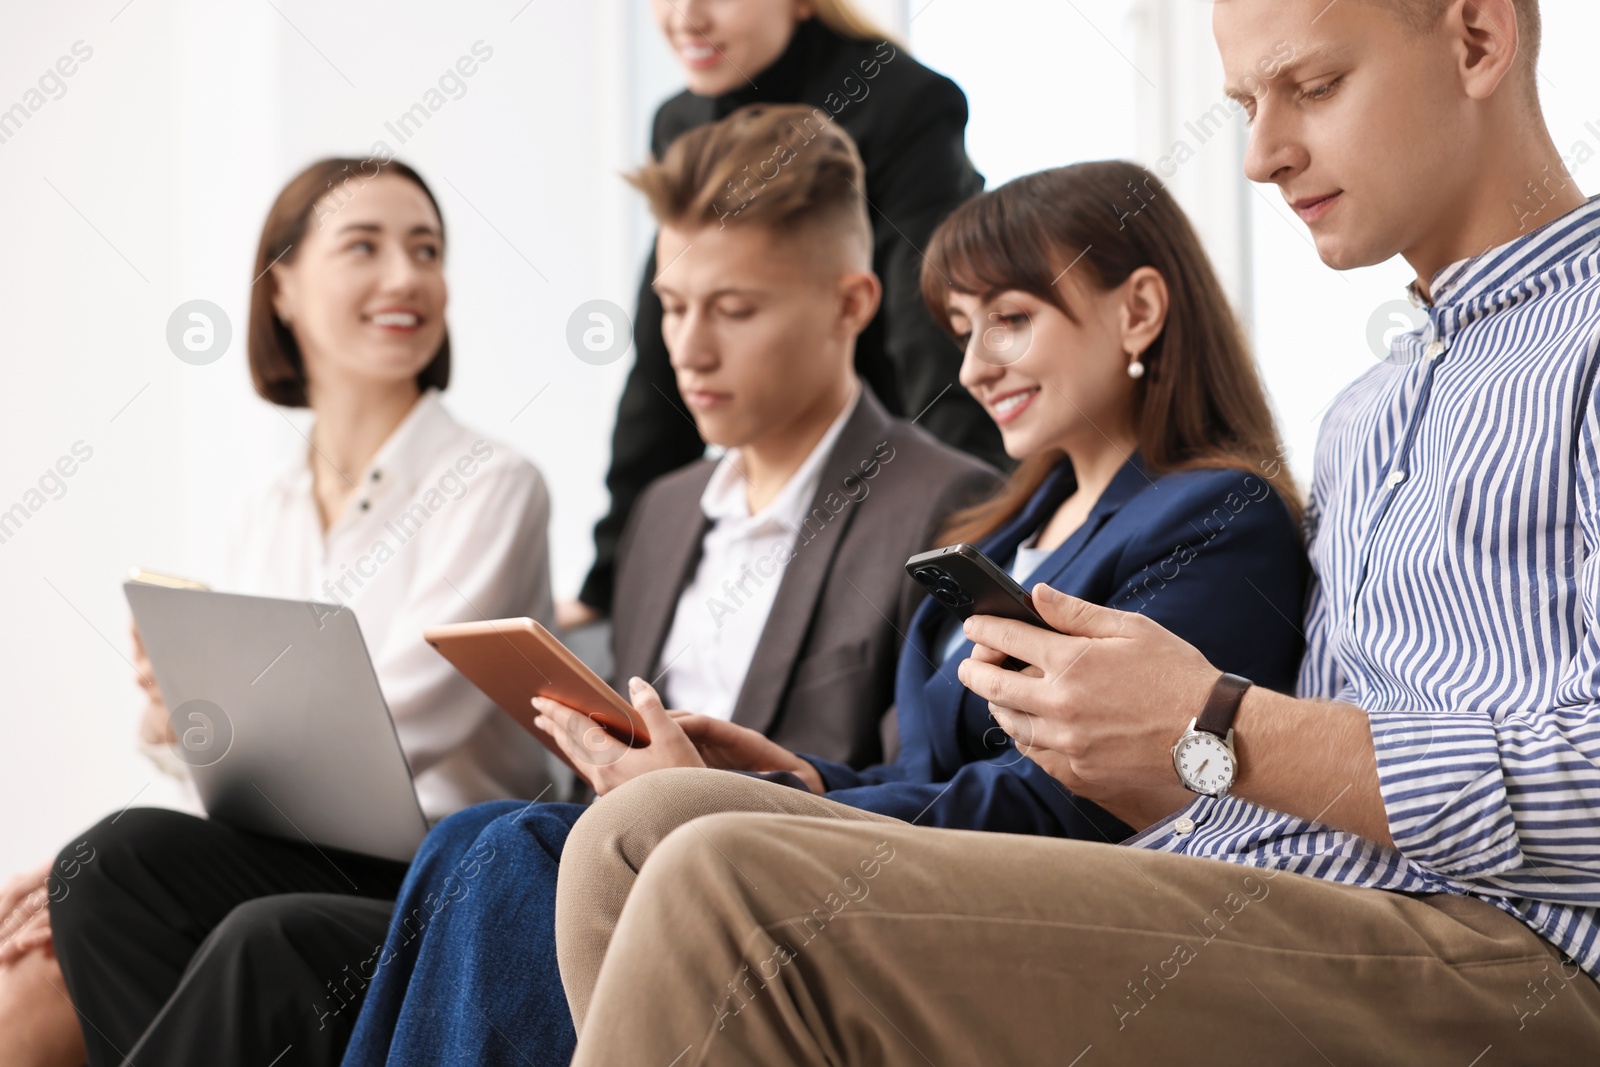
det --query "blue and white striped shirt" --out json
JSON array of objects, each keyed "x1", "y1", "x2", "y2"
[{"x1": 1127, "y1": 195, "x2": 1600, "y2": 979}]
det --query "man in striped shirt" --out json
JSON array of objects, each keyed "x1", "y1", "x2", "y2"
[{"x1": 555, "y1": 0, "x2": 1600, "y2": 1062}]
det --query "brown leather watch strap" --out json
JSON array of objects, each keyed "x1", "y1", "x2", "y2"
[{"x1": 1195, "y1": 673, "x2": 1253, "y2": 738}]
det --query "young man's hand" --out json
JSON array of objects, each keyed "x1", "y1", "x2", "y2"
[
  {"x1": 669, "y1": 713, "x2": 824, "y2": 793},
  {"x1": 532, "y1": 677, "x2": 705, "y2": 795},
  {"x1": 957, "y1": 584, "x2": 1213, "y2": 823}
]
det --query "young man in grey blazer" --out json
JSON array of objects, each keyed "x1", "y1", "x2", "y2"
[
  {"x1": 44, "y1": 104, "x2": 997, "y2": 1067},
  {"x1": 531, "y1": 101, "x2": 999, "y2": 782},
  {"x1": 556, "y1": 98, "x2": 998, "y2": 779},
  {"x1": 609, "y1": 382, "x2": 989, "y2": 771}
]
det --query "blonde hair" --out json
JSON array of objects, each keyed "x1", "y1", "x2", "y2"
[
  {"x1": 810, "y1": 0, "x2": 900, "y2": 45},
  {"x1": 1382, "y1": 0, "x2": 1540, "y2": 77},
  {"x1": 627, "y1": 103, "x2": 873, "y2": 263}
]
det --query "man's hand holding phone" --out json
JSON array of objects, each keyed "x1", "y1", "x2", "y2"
[{"x1": 960, "y1": 583, "x2": 1211, "y2": 830}]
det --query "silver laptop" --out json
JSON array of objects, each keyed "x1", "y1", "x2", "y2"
[{"x1": 124, "y1": 583, "x2": 429, "y2": 863}]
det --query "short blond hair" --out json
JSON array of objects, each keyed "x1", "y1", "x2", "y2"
[
  {"x1": 627, "y1": 103, "x2": 873, "y2": 265},
  {"x1": 1382, "y1": 0, "x2": 1541, "y2": 78}
]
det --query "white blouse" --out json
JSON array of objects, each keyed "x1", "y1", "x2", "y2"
[{"x1": 216, "y1": 389, "x2": 556, "y2": 821}]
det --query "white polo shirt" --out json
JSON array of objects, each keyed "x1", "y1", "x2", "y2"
[
  {"x1": 219, "y1": 389, "x2": 556, "y2": 820},
  {"x1": 655, "y1": 387, "x2": 860, "y2": 721}
]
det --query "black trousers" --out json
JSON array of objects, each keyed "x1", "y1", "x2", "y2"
[{"x1": 49, "y1": 808, "x2": 407, "y2": 1067}]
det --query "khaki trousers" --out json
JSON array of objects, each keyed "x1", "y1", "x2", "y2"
[{"x1": 556, "y1": 769, "x2": 1600, "y2": 1065}]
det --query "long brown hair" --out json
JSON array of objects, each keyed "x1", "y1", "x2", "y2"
[
  {"x1": 248, "y1": 157, "x2": 451, "y2": 408},
  {"x1": 924, "y1": 160, "x2": 1300, "y2": 545}
]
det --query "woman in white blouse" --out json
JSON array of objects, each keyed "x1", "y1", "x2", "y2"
[{"x1": 0, "y1": 156, "x2": 554, "y2": 1067}]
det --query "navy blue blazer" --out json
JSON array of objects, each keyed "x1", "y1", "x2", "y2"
[{"x1": 801, "y1": 453, "x2": 1308, "y2": 840}]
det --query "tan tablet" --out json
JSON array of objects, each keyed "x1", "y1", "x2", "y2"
[{"x1": 423, "y1": 618, "x2": 650, "y2": 769}]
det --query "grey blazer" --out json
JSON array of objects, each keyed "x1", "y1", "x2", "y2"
[{"x1": 610, "y1": 388, "x2": 999, "y2": 770}]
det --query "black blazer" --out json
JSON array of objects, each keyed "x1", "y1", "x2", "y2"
[
  {"x1": 609, "y1": 388, "x2": 998, "y2": 769},
  {"x1": 580, "y1": 18, "x2": 1000, "y2": 610}
]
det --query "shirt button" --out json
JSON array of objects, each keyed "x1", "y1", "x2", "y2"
[
  {"x1": 1173, "y1": 817, "x2": 1196, "y2": 836},
  {"x1": 1384, "y1": 470, "x2": 1406, "y2": 489},
  {"x1": 370, "y1": 470, "x2": 382, "y2": 483},
  {"x1": 359, "y1": 501, "x2": 371, "y2": 511},
  {"x1": 1424, "y1": 340, "x2": 1446, "y2": 360}
]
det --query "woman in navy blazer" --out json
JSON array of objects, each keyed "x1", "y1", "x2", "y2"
[
  {"x1": 817, "y1": 454, "x2": 1301, "y2": 837},
  {"x1": 338, "y1": 160, "x2": 1309, "y2": 1066}
]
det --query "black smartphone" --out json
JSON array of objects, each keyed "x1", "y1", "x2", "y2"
[{"x1": 905, "y1": 543, "x2": 1049, "y2": 668}]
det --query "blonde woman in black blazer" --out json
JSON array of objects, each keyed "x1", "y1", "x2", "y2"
[{"x1": 569, "y1": 0, "x2": 1002, "y2": 622}]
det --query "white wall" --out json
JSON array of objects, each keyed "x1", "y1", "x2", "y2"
[
  {"x1": 910, "y1": 0, "x2": 1245, "y2": 293},
  {"x1": 911, "y1": 1, "x2": 1142, "y2": 186}
]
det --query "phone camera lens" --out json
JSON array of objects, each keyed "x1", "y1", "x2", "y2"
[
  {"x1": 940, "y1": 580, "x2": 973, "y2": 608},
  {"x1": 915, "y1": 567, "x2": 971, "y2": 609}
]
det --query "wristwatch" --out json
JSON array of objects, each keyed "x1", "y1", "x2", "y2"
[{"x1": 1171, "y1": 673, "x2": 1252, "y2": 797}]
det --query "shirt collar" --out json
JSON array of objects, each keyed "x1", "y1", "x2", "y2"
[
  {"x1": 1407, "y1": 193, "x2": 1600, "y2": 309},
  {"x1": 359, "y1": 389, "x2": 457, "y2": 498},
  {"x1": 699, "y1": 382, "x2": 861, "y2": 530},
  {"x1": 276, "y1": 388, "x2": 456, "y2": 504}
]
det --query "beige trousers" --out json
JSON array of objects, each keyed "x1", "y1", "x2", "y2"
[{"x1": 555, "y1": 768, "x2": 1600, "y2": 1066}]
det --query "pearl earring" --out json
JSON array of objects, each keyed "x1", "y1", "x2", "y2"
[{"x1": 1127, "y1": 357, "x2": 1145, "y2": 379}]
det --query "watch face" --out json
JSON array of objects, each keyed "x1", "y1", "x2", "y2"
[{"x1": 1174, "y1": 732, "x2": 1235, "y2": 796}]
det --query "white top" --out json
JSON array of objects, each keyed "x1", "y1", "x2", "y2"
[
  {"x1": 655, "y1": 387, "x2": 861, "y2": 721},
  {"x1": 220, "y1": 389, "x2": 556, "y2": 821},
  {"x1": 1010, "y1": 540, "x2": 1053, "y2": 584}
]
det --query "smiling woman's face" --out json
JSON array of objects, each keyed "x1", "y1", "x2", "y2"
[
  {"x1": 949, "y1": 281, "x2": 1142, "y2": 462},
  {"x1": 652, "y1": 0, "x2": 814, "y2": 96},
  {"x1": 270, "y1": 174, "x2": 447, "y2": 397}
]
